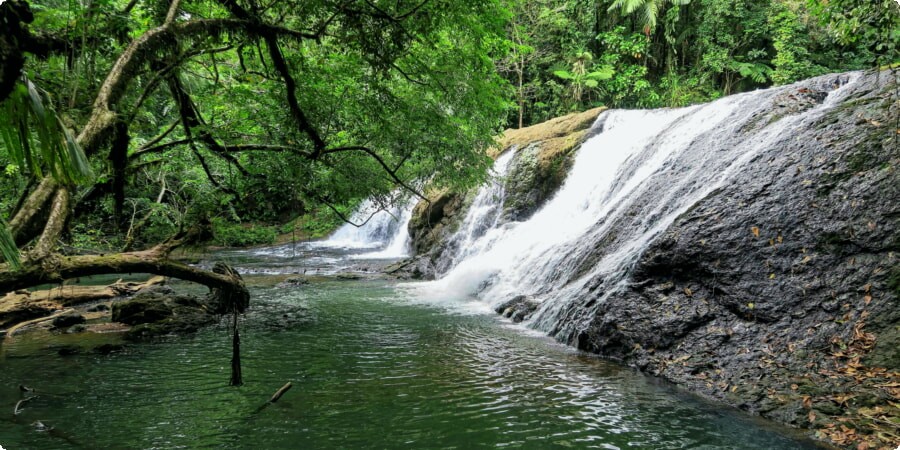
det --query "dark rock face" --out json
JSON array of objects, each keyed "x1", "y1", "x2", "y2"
[
  {"x1": 407, "y1": 70, "x2": 898, "y2": 445},
  {"x1": 502, "y1": 143, "x2": 575, "y2": 222},
  {"x1": 567, "y1": 72, "x2": 898, "y2": 435},
  {"x1": 407, "y1": 191, "x2": 464, "y2": 258},
  {"x1": 111, "y1": 285, "x2": 219, "y2": 339}
]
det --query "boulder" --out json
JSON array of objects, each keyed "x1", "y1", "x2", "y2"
[{"x1": 51, "y1": 312, "x2": 86, "y2": 329}]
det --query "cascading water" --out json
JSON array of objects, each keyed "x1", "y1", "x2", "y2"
[
  {"x1": 317, "y1": 195, "x2": 417, "y2": 258},
  {"x1": 416, "y1": 73, "x2": 861, "y2": 344},
  {"x1": 233, "y1": 194, "x2": 416, "y2": 275},
  {"x1": 442, "y1": 150, "x2": 516, "y2": 269}
]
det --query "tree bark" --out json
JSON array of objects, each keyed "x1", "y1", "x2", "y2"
[{"x1": 0, "y1": 248, "x2": 248, "y2": 302}]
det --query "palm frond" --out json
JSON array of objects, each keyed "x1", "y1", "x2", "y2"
[
  {"x1": 0, "y1": 76, "x2": 93, "y2": 185},
  {"x1": 0, "y1": 220, "x2": 21, "y2": 270}
]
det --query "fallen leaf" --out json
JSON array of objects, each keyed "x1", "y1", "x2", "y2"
[{"x1": 751, "y1": 226, "x2": 760, "y2": 237}]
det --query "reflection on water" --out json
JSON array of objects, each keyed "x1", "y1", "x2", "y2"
[{"x1": 0, "y1": 280, "x2": 817, "y2": 449}]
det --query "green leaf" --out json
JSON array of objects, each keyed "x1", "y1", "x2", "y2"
[{"x1": 586, "y1": 67, "x2": 615, "y2": 80}]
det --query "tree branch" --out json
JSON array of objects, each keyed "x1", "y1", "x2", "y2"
[
  {"x1": 322, "y1": 145, "x2": 426, "y2": 201},
  {"x1": 0, "y1": 251, "x2": 247, "y2": 300}
]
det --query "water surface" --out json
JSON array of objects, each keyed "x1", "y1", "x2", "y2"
[{"x1": 1, "y1": 280, "x2": 817, "y2": 449}]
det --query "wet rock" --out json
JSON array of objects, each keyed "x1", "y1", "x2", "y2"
[
  {"x1": 384, "y1": 256, "x2": 435, "y2": 280},
  {"x1": 495, "y1": 295, "x2": 540, "y2": 323},
  {"x1": 55, "y1": 345, "x2": 80, "y2": 356},
  {"x1": 408, "y1": 190, "x2": 464, "y2": 257},
  {"x1": 86, "y1": 303, "x2": 109, "y2": 312},
  {"x1": 565, "y1": 70, "x2": 898, "y2": 442},
  {"x1": 405, "y1": 70, "x2": 898, "y2": 445},
  {"x1": 65, "y1": 324, "x2": 86, "y2": 334},
  {"x1": 335, "y1": 273, "x2": 363, "y2": 280},
  {"x1": 93, "y1": 343, "x2": 125, "y2": 355},
  {"x1": 277, "y1": 276, "x2": 310, "y2": 287},
  {"x1": 111, "y1": 285, "x2": 219, "y2": 340},
  {"x1": 52, "y1": 312, "x2": 86, "y2": 329},
  {"x1": 502, "y1": 141, "x2": 577, "y2": 222}
]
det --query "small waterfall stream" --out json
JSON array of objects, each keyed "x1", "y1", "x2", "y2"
[
  {"x1": 417, "y1": 73, "x2": 861, "y2": 343},
  {"x1": 317, "y1": 195, "x2": 417, "y2": 259}
]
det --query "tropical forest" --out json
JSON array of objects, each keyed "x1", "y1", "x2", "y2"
[{"x1": 0, "y1": 0, "x2": 897, "y2": 448}]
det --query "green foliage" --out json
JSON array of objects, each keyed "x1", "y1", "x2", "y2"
[
  {"x1": 597, "y1": 28, "x2": 658, "y2": 107},
  {"x1": 0, "y1": 217, "x2": 20, "y2": 269},
  {"x1": 292, "y1": 207, "x2": 351, "y2": 239},
  {"x1": 552, "y1": 51, "x2": 615, "y2": 107},
  {"x1": 69, "y1": 223, "x2": 123, "y2": 252},
  {"x1": 769, "y1": 5, "x2": 825, "y2": 85},
  {"x1": 808, "y1": 0, "x2": 900, "y2": 67},
  {"x1": 608, "y1": 0, "x2": 690, "y2": 31},
  {"x1": 0, "y1": 77, "x2": 93, "y2": 185},
  {"x1": 494, "y1": 0, "x2": 892, "y2": 123},
  {"x1": 211, "y1": 219, "x2": 277, "y2": 248},
  {"x1": 0, "y1": 0, "x2": 893, "y2": 261}
]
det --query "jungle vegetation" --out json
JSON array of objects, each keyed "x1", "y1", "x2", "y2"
[{"x1": 0, "y1": 0, "x2": 897, "y2": 293}]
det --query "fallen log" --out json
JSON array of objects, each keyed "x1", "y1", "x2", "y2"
[{"x1": 0, "y1": 277, "x2": 165, "y2": 329}]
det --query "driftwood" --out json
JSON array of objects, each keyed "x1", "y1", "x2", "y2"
[
  {"x1": 5, "y1": 276, "x2": 165, "y2": 306},
  {"x1": 268, "y1": 382, "x2": 292, "y2": 403},
  {"x1": 4, "y1": 308, "x2": 75, "y2": 337},
  {"x1": 14, "y1": 396, "x2": 37, "y2": 415},
  {"x1": 0, "y1": 276, "x2": 165, "y2": 330},
  {"x1": 254, "y1": 382, "x2": 293, "y2": 414}
]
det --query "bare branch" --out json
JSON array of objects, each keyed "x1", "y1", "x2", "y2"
[{"x1": 322, "y1": 146, "x2": 426, "y2": 201}]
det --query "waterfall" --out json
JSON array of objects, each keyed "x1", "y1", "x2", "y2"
[
  {"x1": 317, "y1": 195, "x2": 417, "y2": 258},
  {"x1": 442, "y1": 150, "x2": 516, "y2": 269},
  {"x1": 415, "y1": 73, "x2": 861, "y2": 342}
]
